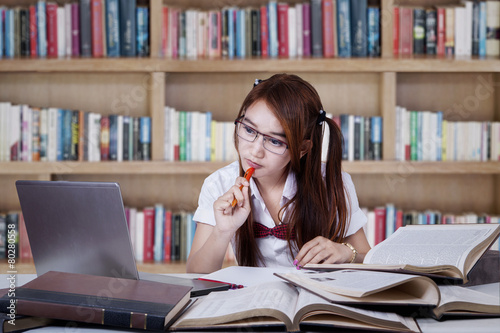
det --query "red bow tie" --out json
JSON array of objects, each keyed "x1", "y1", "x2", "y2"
[{"x1": 254, "y1": 222, "x2": 295, "y2": 240}]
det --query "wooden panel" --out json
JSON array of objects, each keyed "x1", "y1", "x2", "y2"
[
  {"x1": 381, "y1": 72, "x2": 396, "y2": 160},
  {"x1": 165, "y1": 72, "x2": 381, "y2": 121},
  {"x1": 380, "y1": 0, "x2": 394, "y2": 58},
  {"x1": 352, "y1": 174, "x2": 497, "y2": 214},
  {"x1": 397, "y1": 73, "x2": 496, "y2": 122},
  {"x1": 150, "y1": 72, "x2": 166, "y2": 160},
  {"x1": 0, "y1": 174, "x2": 51, "y2": 211},
  {"x1": 54, "y1": 174, "x2": 207, "y2": 211},
  {"x1": 0, "y1": 73, "x2": 150, "y2": 117}
]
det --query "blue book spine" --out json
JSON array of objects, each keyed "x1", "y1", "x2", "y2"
[
  {"x1": 5, "y1": 9, "x2": 14, "y2": 58},
  {"x1": 236, "y1": 9, "x2": 246, "y2": 58},
  {"x1": 109, "y1": 115, "x2": 118, "y2": 160},
  {"x1": 140, "y1": 116, "x2": 151, "y2": 160},
  {"x1": 478, "y1": 1, "x2": 486, "y2": 57},
  {"x1": 37, "y1": 0, "x2": 47, "y2": 57},
  {"x1": 105, "y1": 0, "x2": 120, "y2": 57},
  {"x1": 370, "y1": 116, "x2": 382, "y2": 160},
  {"x1": 268, "y1": 1, "x2": 278, "y2": 57},
  {"x1": 436, "y1": 111, "x2": 443, "y2": 161},
  {"x1": 367, "y1": 7, "x2": 380, "y2": 57},
  {"x1": 136, "y1": 6, "x2": 149, "y2": 57},
  {"x1": 337, "y1": 0, "x2": 351, "y2": 57},
  {"x1": 0, "y1": 7, "x2": 4, "y2": 58},
  {"x1": 205, "y1": 111, "x2": 212, "y2": 161},
  {"x1": 56, "y1": 109, "x2": 64, "y2": 161},
  {"x1": 227, "y1": 8, "x2": 235, "y2": 59},
  {"x1": 154, "y1": 204, "x2": 164, "y2": 262},
  {"x1": 350, "y1": 0, "x2": 367, "y2": 57}
]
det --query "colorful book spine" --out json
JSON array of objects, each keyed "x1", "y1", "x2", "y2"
[{"x1": 105, "y1": 0, "x2": 120, "y2": 57}]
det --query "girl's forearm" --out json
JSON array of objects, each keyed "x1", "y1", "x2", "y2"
[{"x1": 186, "y1": 228, "x2": 234, "y2": 273}]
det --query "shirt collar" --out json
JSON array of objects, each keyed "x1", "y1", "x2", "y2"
[{"x1": 249, "y1": 168, "x2": 297, "y2": 206}]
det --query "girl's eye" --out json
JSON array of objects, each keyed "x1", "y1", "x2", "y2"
[
  {"x1": 268, "y1": 138, "x2": 285, "y2": 147},
  {"x1": 244, "y1": 125, "x2": 256, "y2": 135}
]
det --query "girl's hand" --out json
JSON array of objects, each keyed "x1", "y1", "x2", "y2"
[
  {"x1": 213, "y1": 177, "x2": 252, "y2": 235},
  {"x1": 294, "y1": 236, "x2": 353, "y2": 267}
]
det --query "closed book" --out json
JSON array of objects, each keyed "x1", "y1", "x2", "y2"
[
  {"x1": 20, "y1": 8, "x2": 30, "y2": 57},
  {"x1": 143, "y1": 206, "x2": 155, "y2": 262},
  {"x1": 486, "y1": 0, "x2": 500, "y2": 57},
  {"x1": 100, "y1": 115, "x2": 110, "y2": 160},
  {"x1": 140, "y1": 116, "x2": 151, "y2": 161},
  {"x1": 393, "y1": 7, "x2": 399, "y2": 55},
  {"x1": 71, "y1": 3, "x2": 80, "y2": 56},
  {"x1": 79, "y1": 0, "x2": 92, "y2": 57},
  {"x1": 91, "y1": 0, "x2": 104, "y2": 57},
  {"x1": 370, "y1": 116, "x2": 382, "y2": 160},
  {"x1": 472, "y1": 1, "x2": 480, "y2": 56},
  {"x1": 367, "y1": 7, "x2": 380, "y2": 57},
  {"x1": 37, "y1": 1, "x2": 47, "y2": 57},
  {"x1": 120, "y1": 0, "x2": 137, "y2": 56},
  {"x1": 413, "y1": 8, "x2": 425, "y2": 55},
  {"x1": 350, "y1": 0, "x2": 367, "y2": 57},
  {"x1": 425, "y1": 8, "x2": 437, "y2": 55},
  {"x1": 268, "y1": 1, "x2": 278, "y2": 57},
  {"x1": 105, "y1": 0, "x2": 120, "y2": 57},
  {"x1": 310, "y1": 0, "x2": 322, "y2": 57},
  {"x1": 436, "y1": 7, "x2": 445, "y2": 56},
  {"x1": 136, "y1": 6, "x2": 149, "y2": 57},
  {"x1": 302, "y1": 2, "x2": 311, "y2": 57},
  {"x1": 322, "y1": 0, "x2": 334, "y2": 58},
  {"x1": 336, "y1": 0, "x2": 351, "y2": 57},
  {"x1": 260, "y1": 5, "x2": 268, "y2": 57},
  {"x1": 277, "y1": 2, "x2": 288, "y2": 57},
  {"x1": 0, "y1": 271, "x2": 191, "y2": 331},
  {"x1": 46, "y1": 2, "x2": 58, "y2": 58},
  {"x1": 399, "y1": 7, "x2": 413, "y2": 55},
  {"x1": 29, "y1": 5, "x2": 37, "y2": 57}
]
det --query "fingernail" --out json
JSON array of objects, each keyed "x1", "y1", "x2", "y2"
[
  {"x1": 296, "y1": 265, "x2": 301, "y2": 270},
  {"x1": 293, "y1": 259, "x2": 298, "y2": 266}
]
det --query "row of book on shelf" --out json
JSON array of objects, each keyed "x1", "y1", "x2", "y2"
[
  {"x1": 362, "y1": 204, "x2": 500, "y2": 251},
  {"x1": 395, "y1": 105, "x2": 500, "y2": 162},
  {"x1": 394, "y1": 1, "x2": 500, "y2": 57},
  {"x1": 161, "y1": 0, "x2": 381, "y2": 59},
  {"x1": 0, "y1": 102, "x2": 152, "y2": 162},
  {"x1": 3, "y1": 204, "x2": 498, "y2": 263},
  {"x1": 0, "y1": 0, "x2": 149, "y2": 59}
]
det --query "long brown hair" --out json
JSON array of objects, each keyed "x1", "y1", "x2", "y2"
[{"x1": 234, "y1": 74, "x2": 349, "y2": 266}]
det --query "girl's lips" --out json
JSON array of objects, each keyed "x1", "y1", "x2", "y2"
[{"x1": 246, "y1": 159, "x2": 262, "y2": 170}]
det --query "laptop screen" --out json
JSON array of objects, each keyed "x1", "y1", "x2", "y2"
[{"x1": 16, "y1": 180, "x2": 139, "y2": 279}]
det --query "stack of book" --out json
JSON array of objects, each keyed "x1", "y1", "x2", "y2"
[
  {"x1": 161, "y1": 0, "x2": 381, "y2": 59},
  {"x1": 0, "y1": 0, "x2": 149, "y2": 58},
  {"x1": 394, "y1": 1, "x2": 500, "y2": 57}
]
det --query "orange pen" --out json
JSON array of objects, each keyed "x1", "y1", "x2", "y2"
[{"x1": 231, "y1": 167, "x2": 255, "y2": 207}]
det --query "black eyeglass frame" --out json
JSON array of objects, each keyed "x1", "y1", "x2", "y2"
[{"x1": 234, "y1": 117, "x2": 289, "y2": 155}]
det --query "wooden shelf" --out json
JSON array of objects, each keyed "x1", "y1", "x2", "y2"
[
  {"x1": 1, "y1": 161, "x2": 499, "y2": 175},
  {"x1": 1, "y1": 57, "x2": 500, "y2": 73}
]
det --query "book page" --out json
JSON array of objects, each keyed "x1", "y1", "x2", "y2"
[
  {"x1": 278, "y1": 270, "x2": 427, "y2": 297},
  {"x1": 175, "y1": 281, "x2": 298, "y2": 326},
  {"x1": 364, "y1": 224, "x2": 499, "y2": 274},
  {"x1": 438, "y1": 285, "x2": 500, "y2": 308}
]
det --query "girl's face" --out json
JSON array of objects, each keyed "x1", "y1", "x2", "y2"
[{"x1": 238, "y1": 100, "x2": 291, "y2": 182}]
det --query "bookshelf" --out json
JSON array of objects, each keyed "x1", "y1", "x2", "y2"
[{"x1": 0, "y1": 0, "x2": 499, "y2": 272}]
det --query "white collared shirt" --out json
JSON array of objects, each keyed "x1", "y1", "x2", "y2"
[{"x1": 193, "y1": 161, "x2": 367, "y2": 267}]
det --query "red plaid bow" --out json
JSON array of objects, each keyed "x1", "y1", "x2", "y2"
[{"x1": 254, "y1": 222, "x2": 295, "y2": 240}]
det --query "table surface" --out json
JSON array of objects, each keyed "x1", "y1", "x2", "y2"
[{"x1": 1, "y1": 274, "x2": 499, "y2": 333}]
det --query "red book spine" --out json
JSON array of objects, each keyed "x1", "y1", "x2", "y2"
[
  {"x1": 162, "y1": 6, "x2": 168, "y2": 56},
  {"x1": 71, "y1": 3, "x2": 80, "y2": 56},
  {"x1": 91, "y1": 0, "x2": 103, "y2": 57},
  {"x1": 374, "y1": 206, "x2": 387, "y2": 245},
  {"x1": 436, "y1": 7, "x2": 446, "y2": 56},
  {"x1": 143, "y1": 208, "x2": 155, "y2": 262},
  {"x1": 322, "y1": 0, "x2": 334, "y2": 58},
  {"x1": 260, "y1": 5, "x2": 269, "y2": 58},
  {"x1": 393, "y1": 7, "x2": 399, "y2": 56},
  {"x1": 277, "y1": 3, "x2": 289, "y2": 57},
  {"x1": 400, "y1": 7, "x2": 413, "y2": 55},
  {"x1": 100, "y1": 116, "x2": 110, "y2": 160},
  {"x1": 170, "y1": 9, "x2": 178, "y2": 59},
  {"x1": 163, "y1": 210, "x2": 172, "y2": 262},
  {"x1": 46, "y1": 3, "x2": 58, "y2": 58},
  {"x1": 29, "y1": 5, "x2": 38, "y2": 57},
  {"x1": 395, "y1": 209, "x2": 404, "y2": 231}
]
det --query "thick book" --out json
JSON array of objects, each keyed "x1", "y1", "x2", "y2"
[
  {"x1": 0, "y1": 271, "x2": 192, "y2": 331},
  {"x1": 170, "y1": 280, "x2": 420, "y2": 332},
  {"x1": 305, "y1": 223, "x2": 500, "y2": 284}
]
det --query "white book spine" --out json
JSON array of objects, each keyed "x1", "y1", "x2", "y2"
[
  {"x1": 116, "y1": 115, "x2": 123, "y2": 161},
  {"x1": 135, "y1": 211, "x2": 144, "y2": 262},
  {"x1": 57, "y1": 6, "x2": 66, "y2": 58},
  {"x1": 64, "y1": 3, "x2": 72, "y2": 57}
]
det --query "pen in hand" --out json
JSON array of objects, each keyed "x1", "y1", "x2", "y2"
[{"x1": 231, "y1": 167, "x2": 255, "y2": 208}]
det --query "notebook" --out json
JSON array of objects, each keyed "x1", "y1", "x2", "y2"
[{"x1": 15, "y1": 180, "x2": 230, "y2": 297}]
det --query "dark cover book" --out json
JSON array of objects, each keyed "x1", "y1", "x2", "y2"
[
  {"x1": 310, "y1": 0, "x2": 323, "y2": 57},
  {"x1": 105, "y1": 0, "x2": 120, "y2": 57},
  {"x1": 251, "y1": 8, "x2": 261, "y2": 56},
  {"x1": 122, "y1": 116, "x2": 130, "y2": 161},
  {"x1": 302, "y1": 2, "x2": 311, "y2": 57},
  {"x1": 46, "y1": 3, "x2": 58, "y2": 58},
  {"x1": 350, "y1": 0, "x2": 367, "y2": 57},
  {"x1": 136, "y1": 6, "x2": 149, "y2": 57},
  {"x1": 119, "y1": 0, "x2": 137, "y2": 56},
  {"x1": 339, "y1": 114, "x2": 349, "y2": 160},
  {"x1": 79, "y1": 0, "x2": 92, "y2": 57},
  {"x1": 472, "y1": 1, "x2": 480, "y2": 56},
  {"x1": 132, "y1": 117, "x2": 140, "y2": 160},
  {"x1": 0, "y1": 271, "x2": 192, "y2": 331},
  {"x1": 413, "y1": 8, "x2": 426, "y2": 54},
  {"x1": 108, "y1": 114, "x2": 118, "y2": 161},
  {"x1": 139, "y1": 116, "x2": 151, "y2": 161},
  {"x1": 20, "y1": 8, "x2": 30, "y2": 57},
  {"x1": 354, "y1": 116, "x2": 361, "y2": 160},
  {"x1": 100, "y1": 116, "x2": 110, "y2": 160},
  {"x1": 70, "y1": 110, "x2": 79, "y2": 161},
  {"x1": 29, "y1": 5, "x2": 37, "y2": 57},
  {"x1": 425, "y1": 8, "x2": 437, "y2": 55},
  {"x1": 62, "y1": 110, "x2": 72, "y2": 160},
  {"x1": 337, "y1": 0, "x2": 351, "y2": 57}
]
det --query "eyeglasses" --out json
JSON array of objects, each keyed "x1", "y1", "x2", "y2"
[{"x1": 234, "y1": 117, "x2": 289, "y2": 155}]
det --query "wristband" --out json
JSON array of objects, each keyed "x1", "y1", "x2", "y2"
[{"x1": 342, "y1": 242, "x2": 357, "y2": 263}]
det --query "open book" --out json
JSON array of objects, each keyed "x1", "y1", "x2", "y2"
[
  {"x1": 305, "y1": 223, "x2": 500, "y2": 284},
  {"x1": 170, "y1": 281, "x2": 420, "y2": 332}
]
